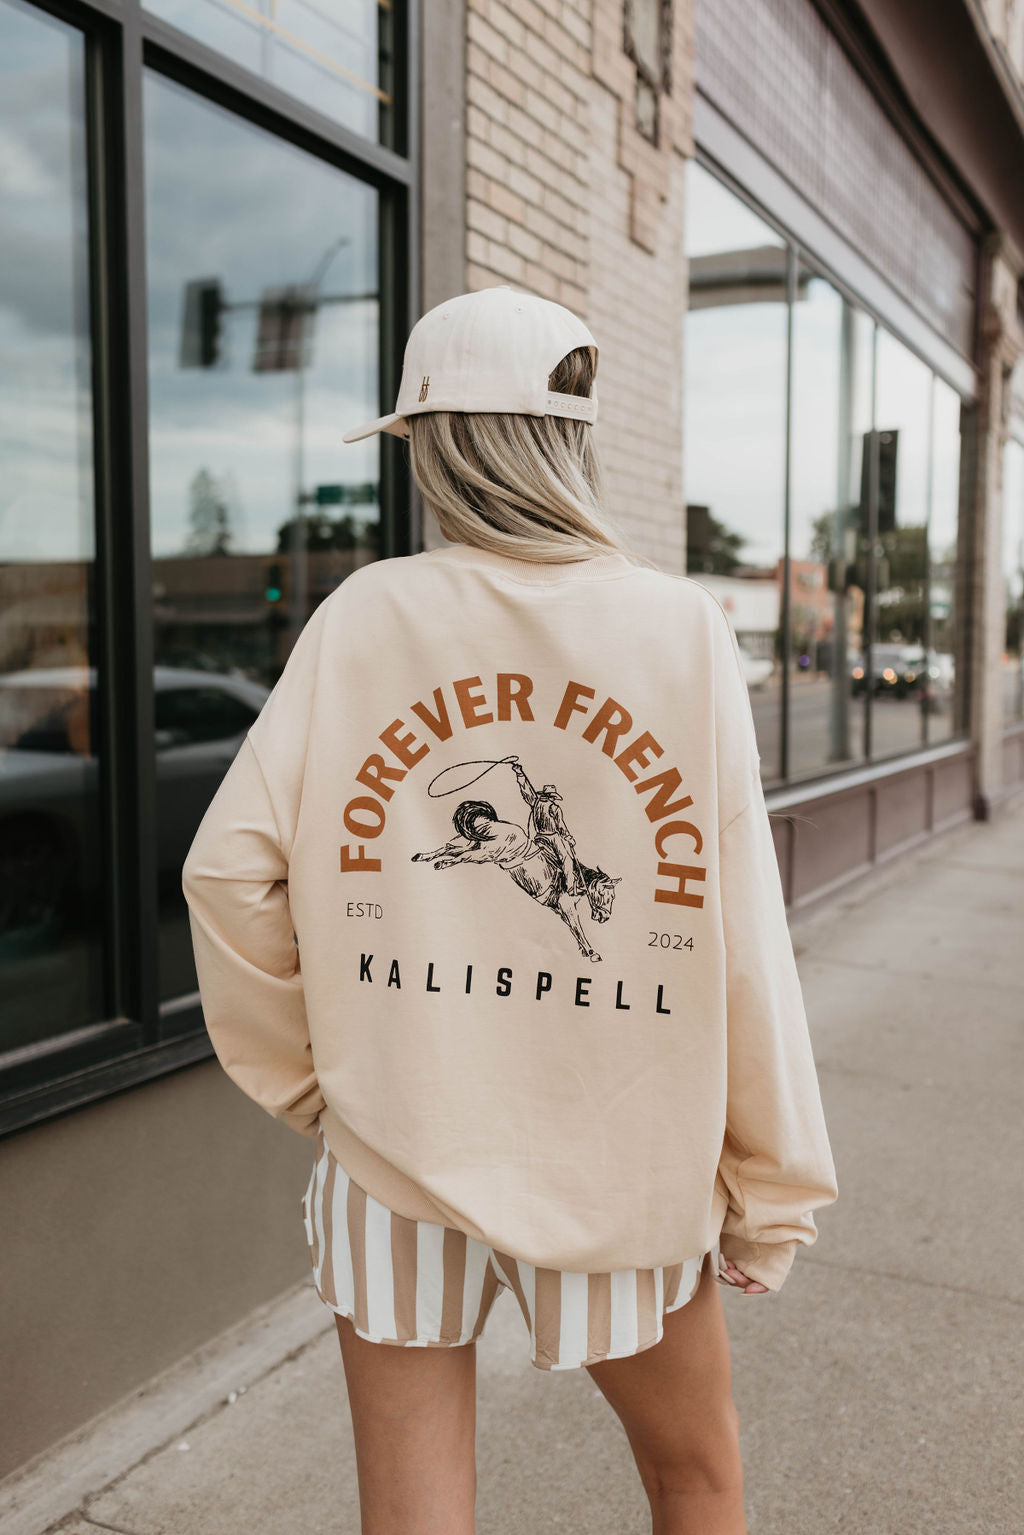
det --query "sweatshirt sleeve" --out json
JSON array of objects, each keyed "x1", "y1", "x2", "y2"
[
  {"x1": 708, "y1": 596, "x2": 839, "y2": 1291},
  {"x1": 716, "y1": 788, "x2": 839, "y2": 1289},
  {"x1": 181, "y1": 731, "x2": 326, "y2": 1140}
]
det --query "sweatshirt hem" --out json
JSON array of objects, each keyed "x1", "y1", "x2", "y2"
[
  {"x1": 318, "y1": 1107, "x2": 463, "y2": 1228},
  {"x1": 318, "y1": 1107, "x2": 732, "y2": 1274}
]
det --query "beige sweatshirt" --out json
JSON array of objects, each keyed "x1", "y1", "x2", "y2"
[{"x1": 181, "y1": 542, "x2": 838, "y2": 1290}]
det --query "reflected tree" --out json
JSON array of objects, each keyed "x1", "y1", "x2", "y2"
[
  {"x1": 808, "y1": 510, "x2": 837, "y2": 563},
  {"x1": 875, "y1": 523, "x2": 928, "y2": 643},
  {"x1": 686, "y1": 506, "x2": 746, "y2": 574},
  {"x1": 185, "y1": 468, "x2": 233, "y2": 556}
]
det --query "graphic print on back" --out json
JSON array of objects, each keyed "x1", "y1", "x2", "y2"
[{"x1": 410, "y1": 754, "x2": 620, "y2": 962}]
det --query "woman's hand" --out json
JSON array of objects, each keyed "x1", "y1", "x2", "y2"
[{"x1": 715, "y1": 1257, "x2": 769, "y2": 1294}]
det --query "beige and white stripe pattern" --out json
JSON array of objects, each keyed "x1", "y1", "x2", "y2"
[{"x1": 301, "y1": 1125, "x2": 720, "y2": 1371}]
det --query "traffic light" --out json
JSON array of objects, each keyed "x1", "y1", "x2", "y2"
[
  {"x1": 180, "y1": 278, "x2": 225, "y2": 369},
  {"x1": 264, "y1": 561, "x2": 284, "y2": 604},
  {"x1": 876, "y1": 430, "x2": 898, "y2": 535},
  {"x1": 856, "y1": 429, "x2": 899, "y2": 537}
]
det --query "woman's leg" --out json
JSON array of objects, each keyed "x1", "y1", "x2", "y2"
[
  {"x1": 335, "y1": 1313, "x2": 478, "y2": 1535},
  {"x1": 585, "y1": 1255, "x2": 747, "y2": 1535}
]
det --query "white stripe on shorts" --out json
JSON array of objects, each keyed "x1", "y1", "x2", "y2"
[
  {"x1": 461, "y1": 1236, "x2": 494, "y2": 1344},
  {"x1": 415, "y1": 1219, "x2": 446, "y2": 1341},
  {"x1": 328, "y1": 1157, "x2": 355, "y2": 1319},
  {"x1": 608, "y1": 1269, "x2": 640, "y2": 1358},
  {"x1": 362, "y1": 1189, "x2": 395, "y2": 1340},
  {"x1": 558, "y1": 1270, "x2": 590, "y2": 1366}
]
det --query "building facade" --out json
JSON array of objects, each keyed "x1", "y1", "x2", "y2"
[{"x1": 2, "y1": 0, "x2": 1023, "y2": 1481}]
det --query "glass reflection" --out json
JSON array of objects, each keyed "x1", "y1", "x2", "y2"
[
  {"x1": 1003, "y1": 439, "x2": 1024, "y2": 722},
  {"x1": 145, "y1": 74, "x2": 380, "y2": 1002},
  {"x1": 684, "y1": 162, "x2": 787, "y2": 783},
  {"x1": 0, "y1": 0, "x2": 106, "y2": 1052},
  {"x1": 145, "y1": 0, "x2": 390, "y2": 142},
  {"x1": 926, "y1": 380, "x2": 963, "y2": 742},
  {"x1": 789, "y1": 272, "x2": 872, "y2": 778},
  {"x1": 867, "y1": 330, "x2": 933, "y2": 759}
]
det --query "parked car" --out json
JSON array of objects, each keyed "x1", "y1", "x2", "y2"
[
  {"x1": 850, "y1": 645, "x2": 953, "y2": 711},
  {"x1": 850, "y1": 643, "x2": 919, "y2": 698},
  {"x1": 0, "y1": 665, "x2": 270, "y2": 951}
]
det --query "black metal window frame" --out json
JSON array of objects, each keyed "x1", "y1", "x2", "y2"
[
  {"x1": 690, "y1": 148, "x2": 977, "y2": 791},
  {"x1": 1, "y1": 0, "x2": 420, "y2": 1137}
]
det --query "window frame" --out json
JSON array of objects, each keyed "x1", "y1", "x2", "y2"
[{"x1": 0, "y1": 0, "x2": 419, "y2": 1137}]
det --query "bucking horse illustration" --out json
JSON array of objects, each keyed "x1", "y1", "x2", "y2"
[{"x1": 410, "y1": 755, "x2": 620, "y2": 962}]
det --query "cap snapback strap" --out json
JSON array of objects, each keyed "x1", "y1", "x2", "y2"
[{"x1": 544, "y1": 391, "x2": 598, "y2": 423}]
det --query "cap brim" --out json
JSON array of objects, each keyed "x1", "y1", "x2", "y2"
[{"x1": 342, "y1": 411, "x2": 410, "y2": 444}]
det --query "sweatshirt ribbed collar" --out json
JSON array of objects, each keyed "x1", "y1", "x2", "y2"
[{"x1": 421, "y1": 541, "x2": 639, "y2": 585}]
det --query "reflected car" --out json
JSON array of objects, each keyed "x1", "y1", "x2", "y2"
[
  {"x1": 850, "y1": 644, "x2": 921, "y2": 699},
  {"x1": 850, "y1": 645, "x2": 952, "y2": 710},
  {"x1": 0, "y1": 665, "x2": 269, "y2": 950},
  {"x1": 737, "y1": 645, "x2": 774, "y2": 690}
]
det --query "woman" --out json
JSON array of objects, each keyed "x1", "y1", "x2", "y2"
[{"x1": 182, "y1": 285, "x2": 838, "y2": 1535}]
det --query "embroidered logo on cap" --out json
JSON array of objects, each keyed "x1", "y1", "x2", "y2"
[{"x1": 419, "y1": 376, "x2": 430, "y2": 402}]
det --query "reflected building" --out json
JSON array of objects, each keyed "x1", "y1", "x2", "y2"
[{"x1": 2, "y1": 0, "x2": 1024, "y2": 1485}]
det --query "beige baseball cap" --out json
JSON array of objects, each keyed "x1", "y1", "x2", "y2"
[{"x1": 342, "y1": 284, "x2": 598, "y2": 443}]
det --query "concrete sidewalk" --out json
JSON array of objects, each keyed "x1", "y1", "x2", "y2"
[{"x1": 5, "y1": 795, "x2": 1023, "y2": 1535}]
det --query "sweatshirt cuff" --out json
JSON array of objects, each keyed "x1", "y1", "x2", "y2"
[
  {"x1": 279, "y1": 1084, "x2": 327, "y2": 1140},
  {"x1": 718, "y1": 1234, "x2": 800, "y2": 1292}
]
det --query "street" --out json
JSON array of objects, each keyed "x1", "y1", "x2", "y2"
[{"x1": 750, "y1": 672, "x2": 962, "y2": 783}]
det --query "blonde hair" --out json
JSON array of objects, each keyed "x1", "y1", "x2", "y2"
[{"x1": 407, "y1": 345, "x2": 652, "y2": 567}]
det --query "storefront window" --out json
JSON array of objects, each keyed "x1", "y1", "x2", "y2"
[
  {"x1": 1004, "y1": 438, "x2": 1024, "y2": 722},
  {"x1": 0, "y1": 0, "x2": 408, "y2": 1133},
  {"x1": 789, "y1": 271, "x2": 872, "y2": 778},
  {"x1": 927, "y1": 379, "x2": 963, "y2": 742},
  {"x1": 145, "y1": 0, "x2": 392, "y2": 143},
  {"x1": 869, "y1": 329, "x2": 933, "y2": 759},
  {"x1": 145, "y1": 73, "x2": 380, "y2": 1002},
  {"x1": 0, "y1": 0, "x2": 106, "y2": 1054},
  {"x1": 684, "y1": 162, "x2": 788, "y2": 784},
  {"x1": 685, "y1": 160, "x2": 970, "y2": 788}
]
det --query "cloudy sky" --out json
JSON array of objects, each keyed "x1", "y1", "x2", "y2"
[
  {"x1": 0, "y1": 0, "x2": 384, "y2": 567},
  {"x1": 0, "y1": 20, "x2": 969, "y2": 586},
  {"x1": 684, "y1": 161, "x2": 962, "y2": 573},
  {"x1": 0, "y1": 0, "x2": 94, "y2": 566},
  {"x1": 145, "y1": 0, "x2": 381, "y2": 140},
  {"x1": 144, "y1": 70, "x2": 381, "y2": 558}
]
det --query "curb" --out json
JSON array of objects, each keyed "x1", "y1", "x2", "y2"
[{"x1": 0, "y1": 1281, "x2": 333, "y2": 1535}]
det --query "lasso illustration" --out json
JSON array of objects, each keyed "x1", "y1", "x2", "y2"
[{"x1": 425, "y1": 756, "x2": 520, "y2": 798}]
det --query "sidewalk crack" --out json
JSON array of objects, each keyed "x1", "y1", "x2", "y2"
[
  {"x1": 800, "y1": 1251, "x2": 1024, "y2": 1307},
  {"x1": 80, "y1": 1518, "x2": 142, "y2": 1535}
]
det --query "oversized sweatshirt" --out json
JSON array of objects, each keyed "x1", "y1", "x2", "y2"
[{"x1": 181, "y1": 541, "x2": 838, "y2": 1291}]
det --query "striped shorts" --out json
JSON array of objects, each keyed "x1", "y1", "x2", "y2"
[{"x1": 301, "y1": 1121, "x2": 722, "y2": 1372}]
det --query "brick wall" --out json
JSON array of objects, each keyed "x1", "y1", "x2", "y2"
[{"x1": 461, "y1": 0, "x2": 696, "y2": 572}]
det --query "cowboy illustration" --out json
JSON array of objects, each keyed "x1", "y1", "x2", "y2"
[
  {"x1": 508, "y1": 761, "x2": 583, "y2": 897},
  {"x1": 410, "y1": 754, "x2": 620, "y2": 962}
]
